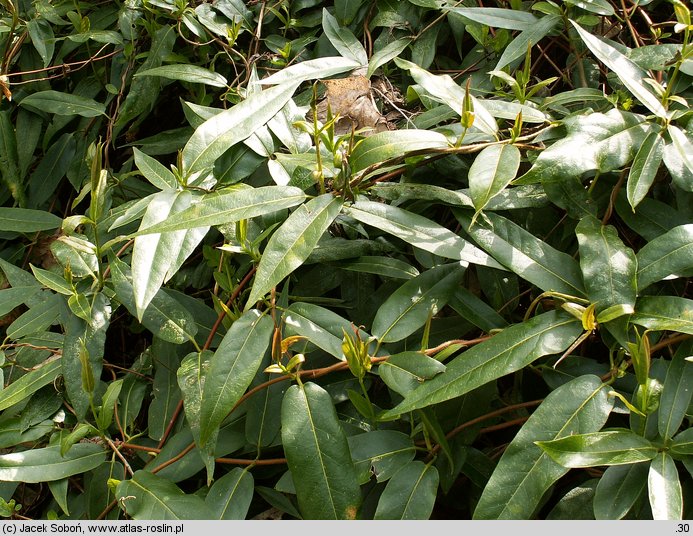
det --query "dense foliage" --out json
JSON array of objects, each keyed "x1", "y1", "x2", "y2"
[{"x1": 0, "y1": 0, "x2": 691, "y2": 521}]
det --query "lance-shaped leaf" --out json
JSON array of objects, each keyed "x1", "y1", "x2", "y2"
[
  {"x1": 245, "y1": 195, "x2": 342, "y2": 310},
  {"x1": 205, "y1": 468, "x2": 254, "y2": 520},
  {"x1": 349, "y1": 130, "x2": 449, "y2": 173},
  {"x1": 631, "y1": 296, "x2": 693, "y2": 335},
  {"x1": 627, "y1": 130, "x2": 664, "y2": 210},
  {"x1": 454, "y1": 210, "x2": 585, "y2": 296},
  {"x1": 19, "y1": 90, "x2": 106, "y2": 117},
  {"x1": 133, "y1": 147, "x2": 178, "y2": 190},
  {"x1": 576, "y1": 215, "x2": 637, "y2": 313},
  {"x1": 593, "y1": 463, "x2": 649, "y2": 519},
  {"x1": 0, "y1": 208, "x2": 62, "y2": 233},
  {"x1": 374, "y1": 461, "x2": 439, "y2": 520},
  {"x1": 495, "y1": 15, "x2": 560, "y2": 71},
  {"x1": 182, "y1": 82, "x2": 298, "y2": 178},
  {"x1": 0, "y1": 357, "x2": 62, "y2": 411},
  {"x1": 378, "y1": 352, "x2": 446, "y2": 396},
  {"x1": 469, "y1": 144, "x2": 521, "y2": 221},
  {"x1": 134, "y1": 64, "x2": 228, "y2": 88},
  {"x1": 448, "y1": 7, "x2": 539, "y2": 29},
  {"x1": 367, "y1": 38, "x2": 411, "y2": 79},
  {"x1": 348, "y1": 430, "x2": 416, "y2": 483},
  {"x1": 281, "y1": 382, "x2": 361, "y2": 519},
  {"x1": 7, "y1": 293, "x2": 62, "y2": 340},
  {"x1": 372, "y1": 263, "x2": 464, "y2": 343},
  {"x1": 257, "y1": 57, "x2": 360, "y2": 86},
  {"x1": 536, "y1": 430, "x2": 658, "y2": 467},
  {"x1": 0, "y1": 444, "x2": 106, "y2": 483},
  {"x1": 132, "y1": 186, "x2": 305, "y2": 235},
  {"x1": 473, "y1": 375, "x2": 612, "y2": 519},
  {"x1": 649, "y1": 452, "x2": 683, "y2": 520},
  {"x1": 382, "y1": 310, "x2": 583, "y2": 417},
  {"x1": 345, "y1": 201, "x2": 503, "y2": 269},
  {"x1": 322, "y1": 9, "x2": 367, "y2": 65},
  {"x1": 116, "y1": 470, "x2": 212, "y2": 520},
  {"x1": 199, "y1": 310, "x2": 273, "y2": 446},
  {"x1": 132, "y1": 190, "x2": 208, "y2": 319},
  {"x1": 659, "y1": 341, "x2": 693, "y2": 439},
  {"x1": 637, "y1": 224, "x2": 693, "y2": 291},
  {"x1": 571, "y1": 22, "x2": 667, "y2": 119}
]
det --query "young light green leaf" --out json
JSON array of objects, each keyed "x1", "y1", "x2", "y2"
[
  {"x1": 349, "y1": 130, "x2": 449, "y2": 173},
  {"x1": 382, "y1": 310, "x2": 583, "y2": 417},
  {"x1": 469, "y1": 144, "x2": 521, "y2": 220},
  {"x1": 570, "y1": 22, "x2": 667, "y2": 119},
  {"x1": 536, "y1": 430, "x2": 658, "y2": 467},
  {"x1": 0, "y1": 444, "x2": 106, "y2": 483},
  {"x1": 19, "y1": 90, "x2": 106, "y2": 117},
  {"x1": 637, "y1": 224, "x2": 693, "y2": 291},
  {"x1": 133, "y1": 148, "x2": 178, "y2": 190},
  {"x1": 0, "y1": 358, "x2": 62, "y2": 411},
  {"x1": 134, "y1": 64, "x2": 228, "y2": 88},
  {"x1": 627, "y1": 130, "x2": 664, "y2": 210},
  {"x1": 322, "y1": 9, "x2": 368, "y2": 66},
  {"x1": 0, "y1": 208, "x2": 63, "y2": 233},
  {"x1": 245, "y1": 195, "x2": 342, "y2": 310},
  {"x1": 256, "y1": 57, "x2": 360, "y2": 86},
  {"x1": 593, "y1": 463, "x2": 649, "y2": 519},
  {"x1": 658, "y1": 341, "x2": 693, "y2": 440},
  {"x1": 182, "y1": 82, "x2": 298, "y2": 178},
  {"x1": 132, "y1": 186, "x2": 305, "y2": 235},
  {"x1": 473, "y1": 375, "x2": 612, "y2": 519},
  {"x1": 374, "y1": 461, "x2": 439, "y2": 520},
  {"x1": 281, "y1": 382, "x2": 362, "y2": 519},
  {"x1": 454, "y1": 210, "x2": 586, "y2": 296},
  {"x1": 199, "y1": 310, "x2": 273, "y2": 446},
  {"x1": 372, "y1": 263, "x2": 464, "y2": 343},
  {"x1": 205, "y1": 468, "x2": 254, "y2": 520},
  {"x1": 345, "y1": 200, "x2": 503, "y2": 269},
  {"x1": 648, "y1": 452, "x2": 683, "y2": 520},
  {"x1": 367, "y1": 38, "x2": 412, "y2": 78},
  {"x1": 631, "y1": 296, "x2": 693, "y2": 335}
]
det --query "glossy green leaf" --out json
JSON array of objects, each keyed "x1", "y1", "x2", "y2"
[
  {"x1": 245, "y1": 195, "x2": 342, "y2": 310},
  {"x1": 454, "y1": 210, "x2": 585, "y2": 296},
  {"x1": 133, "y1": 147, "x2": 178, "y2": 190},
  {"x1": 281, "y1": 382, "x2": 361, "y2": 519},
  {"x1": 631, "y1": 296, "x2": 693, "y2": 335},
  {"x1": 182, "y1": 82, "x2": 298, "y2": 177},
  {"x1": 200, "y1": 310, "x2": 273, "y2": 446},
  {"x1": 27, "y1": 18, "x2": 54, "y2": 67},
  {"x1": 0, "y1": 110, "x2": 23, "y2": 205},
  {"x1": 648, "y1": 452, "x2": 683, "y2": 520},
  {"x1": 147, "y1": 343, "x2": 183, "y2": 441},
  {"x1": 7, "y1": 293, "x2": 62, "y2": 340},
  {"x1": 495, "y1": 15, "x2": 560, "y2": 71},
  {"x1": 636, "y1": 224, "x2": 693, "y2": 291},
  {"x1": 132, "y1": 186, "x2": 305, "y2": 235},
  {"x1": 449, "y1": 7, "x2": 539, "y2": 29},
  {"x1": 30, "y1": 265, "x2": 72, "y2": 296},
  {"x1": 383, "y1": 311, "x2": 583, "y2": 417},
  {"x1": 135, "y1": 64, "x2": 228, "y2": 87},
  {"x1": 346, "y1": 201, "x2": 502, "y2": 269},
  {"x1": 566, "y1": 0, "x2": 614, "y2": 15},
  {"x1": 372, "y1": 263, "x2": 464, "y2": 343},
  {"x1": 571, "y1": 22, "x2": 667, "y2": 118},
  {"x1": 205, "y1": 468, "x2": 254, "y2": 520},
  {"x1": 322, "y1": 9, "x2": 367, "y2": 65},
  {"x1": 338, "y1": 256, "x2": 419, "y2": 279},
  {"x1": 0, "y1": 208, "x2": 62, "y2": 233},
  {"x1": 116, "y1": 471, "x2": 212, "y2": 520},
  {"x1": 667, "y1": 124, "x2": 693, "y2": 177},
  {"x1": 537, "y1": 430, "x2": 657, "y2": 467},
  {"x1": 448, "y1": 287, "x2": 508, "y2": 332},
  {"x1": 349, "y1": 130, "x2": 449, "y2": 173},
  {"x1": 367, "y1": 38, "x2": 412, "y2": 78},
  {"x1": 257, "y1": 57, "x2": 360, "y2": 86},
  {"x1": 245, "y1": 359, "x2": 287, "y2": 448},
  {"x1": 658, "y1": 341, "x2": 693, "y2": 439},
  {"x1": 594, "y1": 463, "x2": 649, "y2": 520},
  {"x1": 469, "y1": 144, "x2": 521, "y2": 219},
  {"x1": 20, "y1": 90, "x2": 106, "y2": 117},
  {"x1": 0, "y1": 444, "x2": 106, "y2": 483},
  {"x1": 378, "y1": 351, "x2": 446, "y2": 396},
  {"x1": 348, "y1": 430, "x2": 416, "y2": 484},
  {"x1": 671, "y1": 428, "x2": 693, "y2": 456},
  {"x1": 576, "y1": 215, "x2": 637, "y2": 313},
  {"x1": 473, "y1": 375, "x2": 612, "y2": 519},
  {"x1": 627, "y1": 130, "x2": 664, "y2": 210},
  {"x1": 374, "y1": 461, "x2": 439, "y2": 520},
  {"x1": 0, "y1": 358, "x2": 62, "y2": 412},
  {"x1": 0, "y1": 285, "x2": 39, "y2": 318}
]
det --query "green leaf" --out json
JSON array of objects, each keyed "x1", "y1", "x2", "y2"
[
  {"x1": 576, "y1": 215, "x2": 637, "y2": 313},
  {"x1": 133, "y1": 147, "x2": 178, "y2": 190},
  {"x1": 372, "y1": 263, "x2": 464, "y2": 343},
  {"x1": 0, "y1": 358, "x2": 61, "y2": 411},
  {"x1": 631, "y1": 296, "x2": 693, "y2": 335},
  {"x1": 454, "y1": 210, "x2": 586, "y2": 296},
  {"x1": 627, "y1": 130, "x2": 664, "y2": 210},
  {"x1": 116, "y1": 471, "x2": 212, "y2": 520},
  {"x1": 0, "y1": 208, "x2": 62, "y2": 233},
  {"x1": 27, "y1": 18, "x2": 54, "y2": 68},
  {"x1": 378, "y1": 351, "x2": 446, "y2": 396},
  {"x1": 28, "y1": 133, "x2": 76, "y2": 208},
  {"x1": 570, "y1": 22, "x2": 667, "y2": 118},
  {"x1": 469, "y1": 144, "x2": 521, "y2": 220},
  {"x1": 367, "y1": 38, "x2": 412, "y2": 78},
  {"x1": 349, "y1": 130, "x2": 449, "y2": 173},
  {"x1": 281, "y1": 382, "x2": 361, "y2": 519},
  {"x1": 383, "y1": 310, "x2": 583, "y2": 417},
  {"x1": 348, "y1": 430, "x2": 416, "y2": 483},
  {"x1": 0, "y1": 110, "x2": 23, "y2": 205},
  {"x1": 537, "y1": 429, "x2": 658, "y2": 467},
  {"x1": 135, "y1": 64, "x2": 228, "y2": 87},
  {"x1": 0, "y1": 444, "x2": 106, "y2": 483},
  {"x1": 671, "y1": 428, "x2": 693, "y2": 456},
  {"x1": 7, "y1": 293, "x2": 62, "y2": 340},
  {"x1": 338, "y1": 256, "x2": 419, "y2": 279},
  {"x1": 449, "y1": 7, "x2": 538, "y2": 30},
  {"x1": 322, "y1": 9, "x2": 367, "y2": 65},
  {"x1": 346, "y1": 200, "x2": 503, "y2": 269},
  {"x1": 257, "y1": 57, "x2": 360, "y2": 86},
  {"x1": 19, "y1": 90, "x2": 106, "y2": 117},
  {"x1": 658, "y1": 341, "x2": 693, "y2": 439},
  {"x1": 132, "y1": 186, "x2": 305, "y2": 235},
  {"x1": 565, "y1": 0, "x2": 614, "y2": 15},
  {"x1": 495, "y1": 15, "x2": 560, "y2": 71},
  {"x1": 667, "y1": 124, "x2": 693, "y2": 178},
  {"x1": 636, "y1": 224, "x2": 693, "y2": 291},
  {"x1": 30, "y1": 265, "x2": 72, "y2": 296},
  {"x1": 182, "y1": 82, "x2": 298, "y2": 178},
  {"x1": 648, "y1": 452, "x2": 683, "y2": 520},
  {"x1": 205, "y1": 468, "x2": 254, "y2": 520},
  {"x1": 373, "y1": 461, "x2": 439, "y2": 520},
  {"x1": 473, "y1": 375, "x2": 612, "y2": 519},
  {"x1": 245, "y1": 195, "x2": 342, "y2": 310},
  {"x1": 594, "y1": 463, "x2": 649, "y2": 519},
  {"x1": 199, "y1": 310, "x2": 273, "y2": 446}
]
